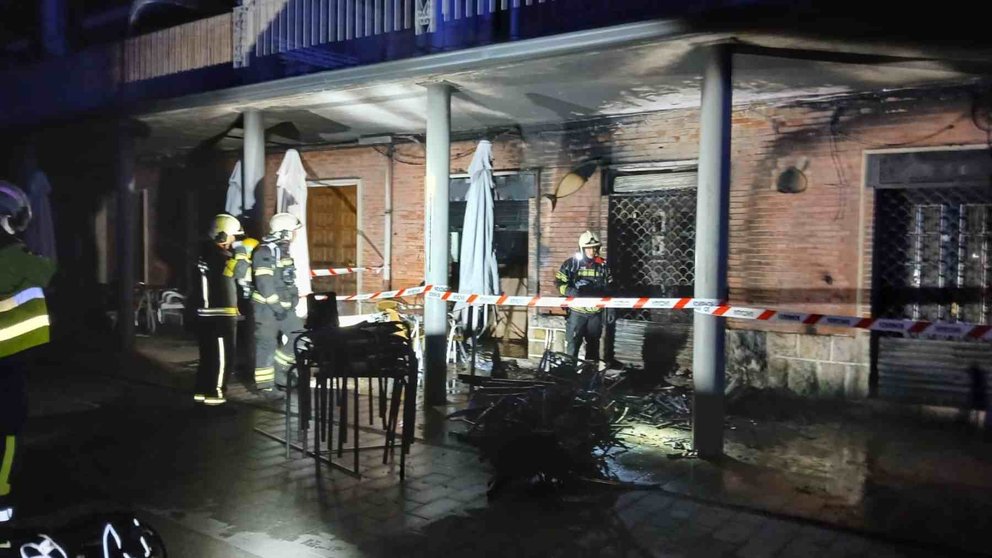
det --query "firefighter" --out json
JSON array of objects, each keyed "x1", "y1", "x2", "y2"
[
  {"x1": 0, "y1": 181, "x2": 56, "y2": 536},
  {"x1": 252, "y1": 213, "x2": 304, "y2": 393},
  {"x1": 230, "y1": 237, "x2": 258, "y2": 383},
  {"x1": 555, "y1": 230, "x2": 612, "y2": 361},
  {"x1": 193, "y1": 213, "x2": 241, "y2": 405},
  {"x1": 231, "y1": 237, "x2": 259, "y2": 299}
]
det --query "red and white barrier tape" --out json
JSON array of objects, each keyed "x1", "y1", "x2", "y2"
[
  {"x1": 330, "y1": 284, "x2": 720, "y2": 307},
  {"x1": 424, "y1": 290, "x2": 722, "y2": 309},
  {"x1": 695, "y1": 304, "x2": 992, "y2": 340},
  {"x1": 311, "y1": 266, "x2": 382, "y2": 277},
  {"x1": 326, "y1": 284, "x2": 992, "y2": 340},
  {"x1": 334, "y1": 285, "x2": 434, "y2": 301}
]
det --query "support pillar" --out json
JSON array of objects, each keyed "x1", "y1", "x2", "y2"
[
  {"x1": 692, "y1": 45, "x2": 733, "y2": 459},
  {"x1": 242, "y1": 109, "x2": 265, "y2": 231},
  {"x1": 423, "y1": 83, "x2": 451, "y2": 406},
  {"x1": 116, "y1": 123, "x2": 137, "y2": 351}
]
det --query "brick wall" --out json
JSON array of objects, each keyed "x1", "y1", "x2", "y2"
[
  {"x1": 153, "y1": 85, "x2": 988, "y2": 397},
  {"x1": 244, "y1": 88, "x2": 987, "y2": 322},
  {"x1": 252, "y1": 139, "x2": 527, "y2": 293}
]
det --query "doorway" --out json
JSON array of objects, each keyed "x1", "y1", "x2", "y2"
[{"x1": 307, "y1": 180, "x2": 358, "y2": 305}]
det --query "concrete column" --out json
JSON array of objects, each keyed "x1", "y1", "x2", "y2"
[
  {"x1": 692, "y1": 45, "x2": 733, "y2": 459},
  {"x1": 116, "y1": 123, "x2": 138, "y2": 351},
  {"x1": 242, "y1": 109, "x2": 265, "y2": 230},
  {"x1": 94, "y1": 198, "x2": 110, "y2": 285},
  {"x1": 383, "y1": 146, "x2": 394, "y2": 289},
  {"x1": 423, "y1": 83, "x2": 451, "y2": 406}
]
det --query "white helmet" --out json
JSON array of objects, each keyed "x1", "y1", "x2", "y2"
[
  {"x1": 269, "y1": 212, "x2": 302, "y2": 234},
  {"x1": 209, "y1": 213, "x2": 243, "y2": 242},
  {"x1": 0, "y1": 181, "x2": 32, "y2": 235},
  {"x1": 579, "y1": 230, "x2": 601, "y2": 249}
]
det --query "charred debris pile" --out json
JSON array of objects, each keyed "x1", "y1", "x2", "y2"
[{"x1": 449, "y1": 352, "x2": 695, "y2": 498}]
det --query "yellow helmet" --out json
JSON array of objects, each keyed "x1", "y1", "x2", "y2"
[
  {"x1": 578, "y1": 230, "x2": 601, "y2": 249},
  {"x1": 209, "y1": 213, "x2": 243, "y2": 241},
  {"x1": 241, "y1": 237, "x2": 260, "y2": 253}
]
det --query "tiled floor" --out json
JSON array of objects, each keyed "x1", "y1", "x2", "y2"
[{"x1": 3, "y1": 338, "x2": 986, "y2": 556}]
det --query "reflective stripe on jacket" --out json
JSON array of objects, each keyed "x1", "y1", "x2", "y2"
[
  {"x1": 554, "y1": 253, "x2": 612, "y2": 314},
  {"x1": 0, "y1": 287, "x2": 50, "y2": 358},
  {"x1": 0, "y1": 240, "x2": 54, "y2": 358}
]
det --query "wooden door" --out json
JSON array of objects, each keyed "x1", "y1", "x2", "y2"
[{"x1": 307, "y1": 184, "x2": 358, "y2": 300}]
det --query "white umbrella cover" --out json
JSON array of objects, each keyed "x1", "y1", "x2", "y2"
[
  {"x1": 225, "y1": 160, "x2": 255, "y2": 217},
  {"x1": 456, "y1": 140, "x2": 500, "y2": 330},
  {"x1": 276, "y1": 149, "x2": 312, "y2": 317}
]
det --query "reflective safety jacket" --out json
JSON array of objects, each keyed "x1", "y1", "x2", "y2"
[
  {"x1": 251, "y1": 237, "x2": 299, "y2": 313},
  {"x1": 228, "y1": 240, "x2": 256, "y2": 298},
  {"x1": 0, "y1": 238, "x2": 56, "y2": 358},
  {"x1": 197, "y1": 241, "x2": 238, "y2": 318},
  {"x1": 554, "y1": 253, "x2": 612, "y2": 314}
]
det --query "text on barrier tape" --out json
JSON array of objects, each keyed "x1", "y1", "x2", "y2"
[
  {"x1": 333, "y1": 285, "x2": 720, "y2": 308},
  {"x1": 311, "y1": 266, "x2": 382, "y2": 277},
  {"x1": 334, "y1": 285, "x2": 434, "y2": 301},
  {"x1": 328, "y1": 284, "x2": 992, "y2": 341},
  {"x1": 694, "y1": 304, "x2": 992, "y2": 341},
  {"x1": 424, "y1": 290, "x2": 722, "y2": 309}
]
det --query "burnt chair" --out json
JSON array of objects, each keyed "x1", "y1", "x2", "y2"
[{"x1": 291, "y1": 293, "x2": 418, "y2": 479}]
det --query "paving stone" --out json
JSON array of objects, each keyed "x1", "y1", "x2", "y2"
[
  {"x1": 734, "y1": 520, "x2": 797, "y2": 558},
  {"x1": 407, "y1": 497, "x2": 465, "y2": 521},
  {"x1": 13, "y1": 354, "x2": 952, "y2": 558},
  {"x1": 781, "y1": 538, "x2": 827, "y2": 558},
  {"x1": 448, "y1": 484, "x2": 489, "y2": 504},
  {"x1": 693, "y1": 506, "x2": 734, "y2": 527},
  {"x1": 797, "y1": 524, "x2": 838, "y2": 546},
  {"x1": 713, "y1": 518, "x2": 763, "y2": 545},
  {"x1": 825, "y1": 533, "x2": 869, "y2": 556},
  {"x1": 668, "y1": 499, "x2": 699, "y2": 519}
]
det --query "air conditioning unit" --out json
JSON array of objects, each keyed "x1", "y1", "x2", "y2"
[{"x1": 611, "y1": 160, "x2": 698, "y2": 193}]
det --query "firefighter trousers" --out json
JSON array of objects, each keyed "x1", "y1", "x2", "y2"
[
  {"x1": 1, "y1": 352, "x2": 30, "y2": 519},
  {"x1": 194, "y1": 316, "x2": 237, "y2": 400},
  {"x1": 235, "y1": 298, "x2": 255, "y2": 383},
  {"x1": 566, "y1": 310, "x2": 603, "y2": 361},
  {"x1": 253, "y1": 302, "x2": 304, "y2": 390}
]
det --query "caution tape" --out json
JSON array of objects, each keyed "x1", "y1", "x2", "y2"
[
  {"x1": 424, "y1": 290, "x2": 722, "y2": 309},
  {"x1": 331, "y1": 284, "x2": 721, "y2": 308},
  {"x1": 334, "y1": 285, "x2": 435, "y2": 301},
  {"x1": 337, "y1": 285, "x2": 720, "y2": 310},
  {"x1": 311, "y1": 266, "x2": 382, "y2": 277},
  {"x1": 326, "y1": 283, "x2": 992, "y2": 341},
  {"x1": 695, "y1": 304, "x2": 992, "y2": 340}
]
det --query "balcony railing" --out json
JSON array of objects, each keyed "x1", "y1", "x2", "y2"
[
  {"x1": 233, "y1": 0, "x2": 552, "y2": 67},
  {"x1": 124, "y1": 13, "x2": 233, "y2": 82}
]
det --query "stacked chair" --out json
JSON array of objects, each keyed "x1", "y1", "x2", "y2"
[{"x1": 287, "y1": 293, "x2": 419, "y2": 479}]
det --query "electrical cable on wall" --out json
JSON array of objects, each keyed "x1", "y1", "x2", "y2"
[
  {"x1": 827, "y1": 111, "x2": 851, "y2": 222},
  {"x1": 370, "y1": 128, "x2": 520, "y2": 165},
  {"x1": 969, "y1": 92, "x2": 992, "y2": 155},
  {"x1": 826, "y1": 102, "x2": 973, "y2": 221},
  {"x1": 829, "y1": 104, "x2": 963, "y2": 149}
]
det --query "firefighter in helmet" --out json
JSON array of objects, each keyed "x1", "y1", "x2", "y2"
[
  {"x1": 0, "y1": 181, "x2": 56, "y2": 537},
  {"x1": 193, "y1": 213, "x2": 241, "y2": 405},
  {"x1": 555, "y1": 230, "x2": 612, "y2": 361},
  {"x1": 230, "y1": 237, "x2": 259, "y2": 299},
  {"x1": 229, "y1": 236, "x2": 259, "y2": 383},
  {"x1": 252, "y1": 213, "x2": 304, "y2": 393}
]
